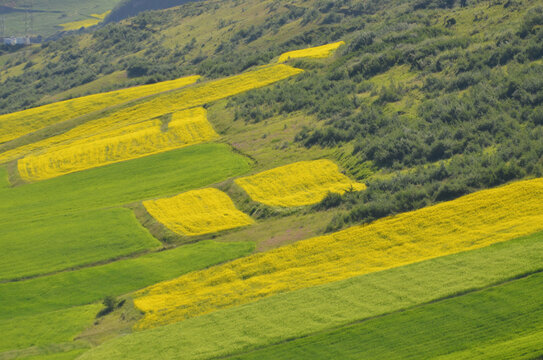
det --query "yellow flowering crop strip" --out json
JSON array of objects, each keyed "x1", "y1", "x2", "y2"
[
  {"x1": 278, "y1": 41, "x2": 345, "y2": 63},
  {"x1": 235, "y1": 159, "x2": 366, "y2": 207},
  {"x1": 18, "y1": 108, "x2": 218, "y2": 181},
  {"x1": 144, "y1": 188, "x2": 254, "y2": 236},
  {"x1": 1, "y1": 64, "x2": 302, "y2": 165},
  {"x1": 59, "y1": 11, "x2": 111, "y2": 31},
  {"x1": 134, "y1": 178, "x2": 543, "y2": 329},
  {"x1": 0, "y1": 75, "x2": 200, "y2": 144}
]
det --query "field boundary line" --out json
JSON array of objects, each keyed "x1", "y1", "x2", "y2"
[{"x1": 0, "y1": 246, "x2": 162, "y2": 284}]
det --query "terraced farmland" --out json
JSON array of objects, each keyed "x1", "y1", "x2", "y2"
[
  {"x1": 2, "y1": 1, "x2": 542, "y2": 357},
  {"x1": 132, "y1": 178, "x2": 543, "y2": 329},
  {"x1": 278, "y1": 41, "x2": 346, "y2": 63},
  {"x1": 18, "y1": 108, "x2": 218, "y2": 181},
  {"x1": 235, "y1": 159, "x2": 365, "y2": 207},
  {"x1": 0, "y1": 64, "x2": 302, "y2": 166},
  {"x1": 78, "y1": 231, "x2": 543, "y2": 360},
  {"x1": 0, "y1": 144, "x2": 250, "y2": 221},
  {"x1": 0, "y1": 75, "x2": 200, "y2": 144},
  {"x1": 0, "y1": 53, "x2": 308, "y2": 360},
  {"x1": 60, "y1": 11, "x2": 111, "y2": 31}
]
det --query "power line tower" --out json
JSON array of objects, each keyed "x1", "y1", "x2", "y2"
[
  {"x1": 24, "y1": 0, "x2": 34, "y2": 36},
  {"x1": 29, "y1": 0, "x2": 34, "y2": 36},
  {"x1": 20, "y1": 0, "x2": 34, "y2": 37}
]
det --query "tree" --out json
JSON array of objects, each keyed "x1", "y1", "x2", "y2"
[{"x1": 97, "y1": 295, "x2": 118, "y2": 317}]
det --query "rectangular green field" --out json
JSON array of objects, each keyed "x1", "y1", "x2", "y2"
[
  {"x1": 0, "y1": 304, "x2": 100, "y2": 353},
  {"x1": 77, "y1": 231, "x2": 543, "y2": 360},
  {"x1": 0, "y1": 208, "x2": 161, "y2": 281},
  {"x1": 228, "y1": 274, "x2": 543, "y2": 360},
  {"x1": 0, "y1": 240, "x2": 255, "y2": 320},
  {"x1": 0, "y1": 166, "x2": 9, "y2": 189}
]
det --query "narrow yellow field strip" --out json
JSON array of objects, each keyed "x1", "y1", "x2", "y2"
[
  {"x1": 278, "y1": 41, "x2": 345, "y2": 63},
  {"x1": 59, "y1": 11, "x2": 111, "y2": 31},
  {"x1": 134, "y1": 178, "x2": 543, "y2": 329},
  {"x1": 0, "y1": 75, "x2": 200, "y2": 144},
  {"x1": 18, "y1": 108, "x2": 217, "y2": 181},
  {"x1": 235, "y1": 159, "x2": 366, "y2": 207},
  {"x1": 1, "y1": 64, "x2": 302, "y2": 165},
  {"x1": 144, "y1": 188, "x2": 254, "y2": 236}
]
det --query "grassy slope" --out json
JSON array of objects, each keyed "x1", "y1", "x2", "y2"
[
  {"x1": 78, "y1": 231, "x2": 543, "y2": 360},
  {"x1": 229, "y1": 273, "x2": 543, "y2": 360},
  {"x1": 209, "y1": 104, "x2": 333, "y2": 173},
  {"x1": 39, "y1": 71, "x2": 130, "y2": 104},
  {"x1": 0, "y1": 240, "x2": 255, "y2": 320},
  {"x1": 0, "y1": 207, "x2": 160, "y2": 281}
]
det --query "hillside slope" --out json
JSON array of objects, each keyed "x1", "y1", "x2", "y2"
[{"x1": 0, "y1": 0, "x2": 542, "y2": 359}]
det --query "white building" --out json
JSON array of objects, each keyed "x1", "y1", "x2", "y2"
[{"x1": 3, "y1": 37, "x2": 30, "y2": 45}]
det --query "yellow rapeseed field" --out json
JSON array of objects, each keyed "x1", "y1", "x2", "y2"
[
  {"x1": 235, "y1": 159, "x2": 366, "y2": 207},
  {"x1": 0, "y1": 75, "x2": 200, "y2": 144},
  {"x1": 18, "y1": 108, "x2": 218, "y2": 181},
  {"x1": 59, "y1": 11, "x2": 111, "y2": 31},
  {"x1": 134, "y1": 178, "x2": 543, "y2": 329},
  {"x1": 143, "y1": 188, "x2": 254, "y2": 236},
  {"x1": 1, "y1": 64, "x2": 302, "y2": 165},
  {"x1": 278, "y1": 41, "x2": 345, "y2": 63}
]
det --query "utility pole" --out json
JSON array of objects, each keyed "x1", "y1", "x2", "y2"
[
  {"x1": 24, "y1": 3, "x2": 29, "y2": 36},
  {"x1": 0, "y1": 0, "x2": 5, "y2": 38}
]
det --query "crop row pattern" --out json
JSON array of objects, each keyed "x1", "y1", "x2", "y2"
[
  {"x1": 18, "y1": 108, "x2": 217, "y2": 181},
  {"x1": 235, "y1": 159, "x2": 366, "y2": 207}
]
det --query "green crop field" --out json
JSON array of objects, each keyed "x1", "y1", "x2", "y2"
[
  {"x1": 0, "y1": 208, "x2": 160, "y2": 281},
  {"x1": 228, "y1": 273, "x2": 543, "y2": 360},
  {"x1": 0, "y1": 166, "x2": 9, "y2": 188},
  {"x1": 0, "y1": 304, "x2": 100, "y2": 353},
  {"x1": 0, "y1": 240, "x2": 254, "y2": 360},
  {"x1": 78, "y1": 231, "x2": 543, "y2": 360},
  {"x1": 0, "y1": 240, "x2": 254, "y2": 319}
]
